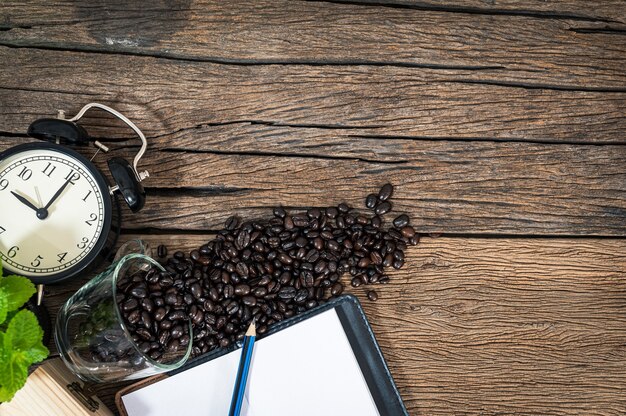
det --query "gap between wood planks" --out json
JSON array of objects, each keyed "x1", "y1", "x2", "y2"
[
  {"x1": 118, "y1": 228, "x2": 626, "y2": 240},
  {"x1": 6, "y1": 124, "x2": 626, "y2": 147}
]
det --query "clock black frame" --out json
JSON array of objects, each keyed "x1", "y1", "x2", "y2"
[{"x1": 0, "y1": 141, "x2": 119, "y2": 284}]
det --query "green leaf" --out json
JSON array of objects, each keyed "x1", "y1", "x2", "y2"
[
  {"x1": 19, "y1": 342, "x2": 48, "y2": 366},
  {"x1": 0, "y1": 353, "x2": 28, "y2": 403},
  {"x1": 0, "y1": 290, "x2": 7, "y2": 326},
  {"x1": 0, "y1": 332, "x2": 8, "y2": 367},
  {"x1": 0, "y1": 275, "x2": 35, "y2": 312},
  {"x1": 0, "y1": 387, "x2": 14, "y2": 403},
  {"x1": 6, "y1": 310, "x2": 42, "y2": 351}
]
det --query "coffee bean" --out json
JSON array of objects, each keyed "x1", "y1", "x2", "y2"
[
  {"x1": 190, "y1": 283, "x2": 203, "y2": 299},
  {"x1": 159, "y1": 330, "x2": 170, "y2": 346},
  {"x1": 157, "y1": 245, "x2": 168, "y2": 258},
  {"x1": 365, "y1": 194, "x2": 378, "y2": 209},
  {"x1": 294, "y1": 289, "x2": 309, "y2": 303},
  {"x1": 378, "y1": 183, "x2": 394, "y2": 201},
  {"x1": 165, "y1": 292, "x2": 178, "y2": 305},
  {"x1": 358, "y1": 257, "x2": 371, "y2": 268},
  {"x1": 127, "y1": 309, "x2": 140, "y2": 324},
  {"x1": 171, "y1": 325, "x2": 184, "y2": 339},
  {"x1": 273, "y1": 207, "x2": 286, "y2": 218},
  {"x1": 242, "y1": 296, "x2": 257, "y2": 307},
  {"x1": 225, "y1": 216, "x2": 239, "y2": 230},
  {"x1": 375, "y1": 201, "x2": 392, "y2": 215},
  {"x1": 130, "y1": 283, "x2": 148, "y2": 299},
  {"x1": 292, "y1": 215, "x2": 309, "y2": 227},
  {"x1": 278, "y1": 253, "x2": 293, "y2": 265},
  {"x1": 136, "y1": 328, "x2": 152, "y2": 341},
  {"x1": 401, "y1": 226, "x2": 416, "y2": 238},
  {"x1": 168, "y1": 310, "x2": 187, "y2": 321},
  {"x1": 279, "y1": 286, "x2": 297, "y2": 300},
  {"x1": 141, "y1": 311, "x2": 152, "y2": 329},
  {"x1": 367, "y1": 290, "x2": 379, "y2": 301},
  {"x1": 139, "y1": 299, "x2": 153, "y2": 314},
  {"x1": 160, "y1": 319, "x2": 173, "y2": 330},
  {"x1": 370, "y1": 251, "x2": 383, "y2": 265},
  {"x1": 326, "y1": 207, "x2": 338, "y2": 218},
  {"x1": 179, "y1": 334, "x2": 191, "y2": 347},
  {"x1": 122, "y1": 299, "x2": 138, "y2": 312},
  {"x1": 327, "y1": 240, "x2": 340, "y2": 251},
  {"x1": 234, "y1": 284, "x2": 251, "y2": 296},
  {"x1": 235, "y1": 262, "x2": 249, "y2": 278},
  {"x1": 159, "y1": 275, "x2": 173, "y2": 288},
  {"x1": 331, "y1": 283, "x2": 344, "y2": 296},
  {"x1": 301, "y1": 271, "x2": 314, "y2": 288},
  {"x1": 223, "y1": 284, "x2": 235, "y2": 299},
  {"x1": 236, "y1": 230, "x2": 251, "y2": 250},
  {"x1": 226, "y1": 301, "x2": 239, "y2": 315},
  {"x1": 393, "y1": 214, "x2": 410, "y2": 228},
  {"x1": 167, "y1": 339, "x2": 180, "y2": 352},
  {"x1": 153, "y1": 307, "x2": 166, "y2": 322}
]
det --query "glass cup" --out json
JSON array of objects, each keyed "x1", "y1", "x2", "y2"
[
  {"x1": 54, "y1": 253, "x2": 192, "y2": 383},
  {"x1": 113, "y1": 239, "x2": 152, "y2": 262}
]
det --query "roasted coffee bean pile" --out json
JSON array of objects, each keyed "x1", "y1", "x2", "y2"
[
  {"x1": 115, "y1": 267, "x2": 192, "y2": 362},
  {"x1": 118, "y1": 184, "x2": 417, "y2": 360}
]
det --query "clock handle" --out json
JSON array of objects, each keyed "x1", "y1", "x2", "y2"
[
  {"x1": 66, "y1": 103, "x2": 150, "y2": 212},
  {"x1": 67, "y1": 103, "x2": 149, "y2": 182}
]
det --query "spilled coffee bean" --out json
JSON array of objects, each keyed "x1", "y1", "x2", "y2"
[{"x1": 116, "y1": 183, "x2": 416, "y2": 361}]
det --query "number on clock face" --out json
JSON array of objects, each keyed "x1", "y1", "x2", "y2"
[{"x1": 0, "y1": 148, "x2": 106, "y2": 277}]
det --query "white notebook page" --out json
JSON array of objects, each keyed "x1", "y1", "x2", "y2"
[{"x1": 122, "y1": 308, "x2": 380, "y2": 416}]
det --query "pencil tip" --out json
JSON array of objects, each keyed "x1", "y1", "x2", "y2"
[{"x1": 246, "y1": 319, "x2": 256, "y2": 336}]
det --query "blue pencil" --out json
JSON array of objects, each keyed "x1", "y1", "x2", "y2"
[{"x1": 228, "y1": 319, "x2": 257, "y2": 416}]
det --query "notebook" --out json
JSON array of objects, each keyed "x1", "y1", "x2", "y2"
[{"x1": 116, "y1": 295, "x2": 408, "y2": 416}]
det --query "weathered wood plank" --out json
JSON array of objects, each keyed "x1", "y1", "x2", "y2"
[
  {"x1": 42, "y1": 235, "x2": 626, "y2": 415},
  {"x1": 1, "y1": 135, "x2": 624, "y2": 235},
  {"x1": 319, "y1": 0, "x2": 626, "y2": 24},
  {"x1": 0, "y1": 48, "x2": 625, "y2": 144},
  {"x1": 0, "y1": 1, "x2": 625, "y2": 89}
]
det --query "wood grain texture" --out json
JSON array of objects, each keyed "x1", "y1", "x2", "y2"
[
  {"x1": 0, "y1": 359, "x2": 115, "y2": 416},
  {"x1": 318, "y1": 0, "x2": 626, "y2": 24},
  {"x1": 40, "y1": 235, "x2": 626, "y2": 415},
  {"x1": 2, "y1": 134, "x2": 624, "y2": 235},
  {"x1": 1, "y1": 47, "x2": 624, "y2": 144},
  {"x1": 1, "y1": 2, "x2": 625, "y2": 414},
  {"x1": 0, "y1": 1, "x2": 625, "y2": 89}
]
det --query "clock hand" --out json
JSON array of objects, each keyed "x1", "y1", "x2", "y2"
[
  {"x1": 44, "y1": 177, "x2": 72, "y2": 210},
  {"x1": 35, "y1": 186, "x2": 43, "y2": 208},
  {"x1": 11, "y1": 190, "x2": 39, "y2": 212},
  {"x1": 12, "y1": 190, "x2": 50, "y2": 220}
]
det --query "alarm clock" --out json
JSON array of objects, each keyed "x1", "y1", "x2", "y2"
[{"x1": 0, "y1": 103, "x2": 150, "y2": 285}]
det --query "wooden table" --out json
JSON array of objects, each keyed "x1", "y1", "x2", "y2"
[{"x1": 1, "y1": 1, "x2": 625, "y2": 414}]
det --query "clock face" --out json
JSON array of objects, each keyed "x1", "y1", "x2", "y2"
[{"x1": 0, "y1": 144, "x2": 112, "y2": 282}]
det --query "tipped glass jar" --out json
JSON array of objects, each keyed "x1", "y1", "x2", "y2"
[{"x1": 55, "y1": 252, "x2": 192, "y2": 383}]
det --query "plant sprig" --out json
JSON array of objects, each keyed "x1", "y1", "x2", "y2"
[{"x1": 0, "y1": 260, "x2": 49, "y2": 402}]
